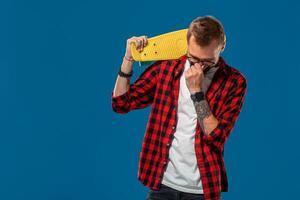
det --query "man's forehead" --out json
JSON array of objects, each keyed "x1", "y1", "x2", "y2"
[{"x1": 188, "y1": 36, "x2": 221, "y2": 57}]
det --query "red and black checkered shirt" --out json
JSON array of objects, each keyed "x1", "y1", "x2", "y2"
[{"x1": 112, "y1": 55, "x2": 247, "y2": 200}]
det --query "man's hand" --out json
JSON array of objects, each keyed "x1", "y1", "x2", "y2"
[
  {"x1": 185, "y1": 63, "x2": 219, "y2": 136},
  {"x1": 113, "y1": 35, "x2": 148, "y2": 97},
  {"x1": 125, "y1": 36, "x2": 148, "y2": 60},
  {"x1": 184, "y1": 63, "x2": 205, "y2": 93}
]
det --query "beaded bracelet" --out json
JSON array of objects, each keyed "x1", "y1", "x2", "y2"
[{"x1": 123, "y1": 56, "x2": 134, "y2": 62}]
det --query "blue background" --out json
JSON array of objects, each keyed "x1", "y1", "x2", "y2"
[{"x1": 1, "y1": 0, "x2": 300, "y2": 199}]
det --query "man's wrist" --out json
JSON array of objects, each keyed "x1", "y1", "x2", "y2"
[
  {"x1": 121, "y1": 55, "x2": 134, "y2": 74},
  {"x1": 190, "y1": 88, "x2": 202, "y2": 95},
  {"x1": 123, "y1": 55, "x2": 134, "y2": 62},
  {"x1": 190, "y1": 91, "x2": 205, "y2": 102},
  {"x1": 118, "y1": 67, "x2": 133, "y2": 78},
  {"x1": 119, "y1": 55, "x2": 134, "y2": 78},
  {"x1": 120, "y1": 65, "x2": 133, "y2": 74}
]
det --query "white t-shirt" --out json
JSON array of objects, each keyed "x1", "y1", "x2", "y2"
[{"x1": 161, "y1": 59, "x2": 219, "y2": 194}]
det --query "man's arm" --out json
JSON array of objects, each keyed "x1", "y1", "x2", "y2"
[
  {"x1": 112, "y1": 35, "x2": 161, "y2": 113},
  {"x1": 113, "y1": 57, "x2": 134, "y2": 98},
  {"x1": 192, "y1": 97, "x2": 219, "y2": 136},
  {"x1": 185, "y1": 63, "x2": 219, "y2": 135},
  {"x1": 111, "y1": 60, "x2": 160, "y2": 113},
  {"x1": 185, "y1": 63, "x2": 247, "y2": 151},
  {"x1": 113, "y1": 36, "x2": 147, "y2": 98},
  {"x1": 194, "y1": 78, "x2": 247, "y2": 152}
]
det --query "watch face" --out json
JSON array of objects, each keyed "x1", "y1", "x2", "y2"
[
  {"x1": 191, "y1": 91, "x2": 205, "y2": 102},
  {"x1": 191, "y1": 95, "x2": 196, "y2": 101},
  {"x1": 190, "y1": 94, "x2": 197, "y2": 102}
]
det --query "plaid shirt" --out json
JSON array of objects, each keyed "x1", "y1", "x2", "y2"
[{"x1": 112, "y1": 55, "x2": 247, "y2": 200}]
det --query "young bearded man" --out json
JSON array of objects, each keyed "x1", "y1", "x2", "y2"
[{"x1": 112, "y1": 16, "x2": 247, "y2": 200}]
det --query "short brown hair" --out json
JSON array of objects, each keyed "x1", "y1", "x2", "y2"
[{"x1": 187, "y1": 16, "x2": 225, "y2": 47}]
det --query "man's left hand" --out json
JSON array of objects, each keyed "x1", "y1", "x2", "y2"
[{"x1": 185, "y1": 63, "x2": 205, "y2": 93}]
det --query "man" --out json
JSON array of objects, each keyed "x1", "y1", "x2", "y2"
[{"x1": 112, "y1": 16, "x2": 247, "y2": 200}]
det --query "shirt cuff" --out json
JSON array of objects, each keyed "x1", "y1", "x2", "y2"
[
  {"x1": 202, "y1": 119, "x2": 226, "y2": 151},
  {"x1": 111, "y1": 91, "x2": 129, "y2": 103}
]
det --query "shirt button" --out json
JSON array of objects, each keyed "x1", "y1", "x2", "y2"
[
  {"x1": 167, "y1": 143, "x2": 170, "y2": 147},
  {"x1": 163, "y1": 161, "x2": 167, "y2": 165},
  {"x1": 172, "y1": 126, "x2": 175, "y2": 130}
]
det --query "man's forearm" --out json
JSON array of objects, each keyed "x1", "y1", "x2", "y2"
[
  {"x1": 113, "y1": 58, "x2": 134, "y2": 97},
  {"x1": 192, "y1": 99, "x2": 219, "y2": 135}
]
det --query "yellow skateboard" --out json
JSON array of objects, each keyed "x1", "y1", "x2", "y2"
[{"x1": 131, "y1": 29, "x2": 188, "y2": 62}]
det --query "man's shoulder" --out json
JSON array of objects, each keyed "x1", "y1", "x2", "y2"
[
  {"x1": 225, "y1": 64, "x2": 247, "y2": 87},
  {"x1": 148, "y1": 58, "x2": 182, "y2": 71}
]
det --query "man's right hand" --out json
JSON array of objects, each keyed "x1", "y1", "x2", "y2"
[
  {"x1": 125, "y1": 36, "x2": 148, "y2": 60},
  {"x1": 113, "y1": 35, "x2": 149, "y2": 97}
]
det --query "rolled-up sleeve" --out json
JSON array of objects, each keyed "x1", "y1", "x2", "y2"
[
  {"x1": 111, "y1": 61, "x2": 161, "y2": 114},
  {"x1": 203, "y1": 76, "x2": 247, "y2": 152}
]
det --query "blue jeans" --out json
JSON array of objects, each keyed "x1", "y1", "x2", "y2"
[{"x1": 146, "y1": 184, "x2": 204, "y2": 200}]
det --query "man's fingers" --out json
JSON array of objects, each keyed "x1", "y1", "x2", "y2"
[
  {"x1": 190, "y1": 65, "x2": 198, "y2": 75},
  {"x1": 127, "y1": 38, "x2": 135, "y2": 46},
  {"x1": 139, "y1": 36, "x2": 148, "y2": 51},
  {"x1": 190, "y1": 65, "x2": 205, "y2": 79},
  {"x1": 136, "y1": 36, "x2": 147, "y2": 51},
  {"x1": 194, "y1": 63, "x2": 204, "y2": 71},
  {"x1": 136, "y1": 39, "x2": 142, "y2": 50},
  {"x1": 137, "y1": 39, "x2": 143, "y2": 51},
  {"x1": 194, "y1": 64, "x2": 205, "y2": 76},
  {"x1": 128, "y1": 36, "x2": 148, "y2": 52},
  {"x1": 142, "y1": 36, "x2": 148, "y2": 46},
  {"x1": 185, "y1": 69, "x2": 191, "y2": 77}
]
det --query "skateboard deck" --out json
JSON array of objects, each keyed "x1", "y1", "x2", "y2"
[{"x1": 131, "y1": 29, "x2": 188, "y2": 61}]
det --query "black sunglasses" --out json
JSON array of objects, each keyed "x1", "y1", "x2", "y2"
[{"x1": 187, "y1": 55, "x2": 217, "y2": 68}]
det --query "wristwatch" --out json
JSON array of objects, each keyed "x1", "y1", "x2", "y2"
[{"x1": 190, "y1": 91, "x2": 205, "y2": 102}]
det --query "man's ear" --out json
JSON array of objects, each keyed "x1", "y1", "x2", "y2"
[
  {"x1": 220, "y1": 34, "x2": 226, "y2": 53},
  {"x1": 220, "y1": 42, "x2": 226, "y2": 52}
]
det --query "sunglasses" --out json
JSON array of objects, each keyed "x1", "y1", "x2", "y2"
[{"x1": 186, "y1": 53, "x2": 217, "y2": 69}]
